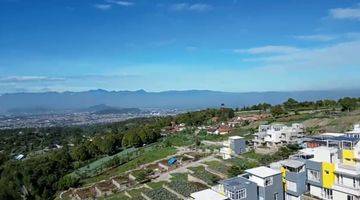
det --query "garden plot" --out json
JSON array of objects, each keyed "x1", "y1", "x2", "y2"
[
  {"x1": 73, "y1": 187, "x2": 97, "y2": 200},
  {"x1": 111, "y1": 175, "x2": 131, "y2": 190},
  {"x1": 203, "y1": 160, "x2": 230, "y2": 176},
  {"x1": 158, "y1": 159, "x2": 179, "y2": 171},
  {"x1": 169, "y1": 173, "x2": 188, "y2": 182},
  {"x1": 127, "y1": 187, "x2": 151, "y2": 199},
  {"x1": 130, "y1": 168, "x2": 156, "y2": 183},
  {"x1": 94, "y1": 180, "x2": 117, "y2": 197},
  {"x1": 143, "y1": 188, "x2": 181, "y2": 200},
  {"x1": 146, "y1": 181, "x2": 167, "y2": 189},
  {"x1": 187, "y1": 166, "x2": 221, "y2": 186},
  {"x1": 165, "y1": 180, "x2": 208, "y2": 197}
]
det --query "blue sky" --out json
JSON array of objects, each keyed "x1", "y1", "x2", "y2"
[{"x1": 1, "y1": 0, "x2": 360, "y2": 93}]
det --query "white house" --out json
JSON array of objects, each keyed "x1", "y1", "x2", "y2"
[
  {"x1": 346, "y1": 124, "x2": 360, "y2": 138},
  {"x1": 253, "y1": 123, "x2": 304, "y2": 148}
]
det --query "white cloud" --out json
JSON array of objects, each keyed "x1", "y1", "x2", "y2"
[
  {"x1": 0, "y1": 76, "x2": 65, "y2": 83},
  {"x1": 105, "y1": 0, "x2": 134, "y2": 7},
  {"x1": 329, "y1": 5, "x2": 360, "y2": 20},
  {"x1": 242, "y1": 40, "x2": 360, "y2": 70},
  {"x1": 170, "y1": 3, "x2": 212, "y2": 12},
  {"x1": 234, "y1": 45, "x2": 300, "y2": 55},
  {"x1": 294, "y1": 34, "x2": 337, "y2": 42},
  {"x1": 189, "y1": 4, "x2": 212, "y2": 11},
  {"x1": 93, "y1": 4, "x2": 112, "y2": 10}
]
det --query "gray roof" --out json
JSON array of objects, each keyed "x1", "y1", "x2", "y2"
[
  {"x1": 281, "y1": 159, "x2": 305, "y2": 169},
  {"x1": 219, "y1": 176, "x2": 255, "y2": 191},
  {"x1": 310, "y1": 135, "x2": 360, "y2": 143}
]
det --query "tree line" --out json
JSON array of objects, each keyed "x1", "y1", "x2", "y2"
[{"x1": 240, "y1": 97, "x2": 360, "y2": 116}]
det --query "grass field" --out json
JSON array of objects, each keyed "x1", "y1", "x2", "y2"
[
  {"x1": 163, "y1": 132, "x2": 195, "y2": 146},
  {"x1": 203, "y1": 160, "x2": 230, "y2": 175},
  {"x1": 70, "y1": 148, "x2": 137, "y2": 178},
  {"x1": 82, "y1": 146, "x2": 177, "y2": 185},
  {"x1": 146, "y1": 181, "x2": 167, "y2": 189}
]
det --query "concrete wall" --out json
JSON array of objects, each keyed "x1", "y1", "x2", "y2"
[
  {"x1": 260, "y1": 174, "x2": 284, "y2": 200},
  {"x1": 306, "y1": 160, "x2": 322, "y2": 187},
  {"x1": 230, "y1": 138, "x2": 246, "y2": 155},
  {"x1": 286, "y1": 171, "x2": 307, "y2": 197},
  {"x1": 309, "y1": 185, "x2": 322, "y2": 199}
]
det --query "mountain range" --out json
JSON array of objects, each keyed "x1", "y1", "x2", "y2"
[{"x1": 1, "y1": 89, "x2": 360, "y2": 114}]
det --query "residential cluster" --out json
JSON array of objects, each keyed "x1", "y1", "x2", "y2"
[
  {"x1": 253, "y1": 123, "x2": 305, "y2": 148},
  {"x1": 0, "y1": 109, "x2": 181, "y2": 129},
  {"x1": 189, "y1": 124, "x2": 360, "y2": 200}
]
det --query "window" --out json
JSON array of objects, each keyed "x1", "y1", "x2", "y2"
[
  {"x1": 308, "y1": 169, "x2": 320, "y2": 182},
  {"x1": 274, "y1": 193, "x2": 278, "y2": 200},
  {"x1": 265, "y1": 177, "x2": 273, "y2": 186},
  {"x1": 347, "y1": 195, "x2": 354, "y2": 200},
  {"x1": 229, "y1": 188, "x2": 246, "y2": 200},
  {"x1": 336, "y1": 174, "x2": 343, "y2": 184},
  {"x1": 238, "y1": 188, "x2": 246, "y2": 199},
  {"x1": 286, "y1": 180, "x2": 297, "y2": 192}
]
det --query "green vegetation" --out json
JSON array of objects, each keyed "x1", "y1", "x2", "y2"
[
  {"x1": 98, "y1": 192, "x2": 130, "y2": 200},
  {"x1": 204, "y1": 160, "x2": 230, "y2": 175},
  {"x1": 241, "y1": 97, "x2": 360, "y2": 115},
  {"x1": 227, "y1": 158, "x2": 258, "y2": 177},
  {"x1": 146, "y1": 181, "x2": 167, "y2": 189},
  {"x1": 166, "y1": 180, "x2": 207, "y2": 197},
  {"x1": 242, "y1": 145, "x2": 301, "y2": 166},
  {"x1": 131, "y1": 168, "x2": 153, "y2": 182},
  {"x1": 70, "y1": 147, "x2": 137, "y2": 178},
  {"x1": 188, "y1": 166, "x2": 221, "y2": 186},
  {"x1": 176, "y1": 108, "x2": 235, "y2": 126},
  {"x1": 82, "y1": 146, "x2": 176, "y2": 185},
  {"x1": 2, "y1": 96, "x2": 360, "y2": 200},
  {"x1": 127, "y1": 187, "x2": 150, "y2": 198},
  {"x1": 170, "y1": 173, "x2": 188, "y2": 182},
  {"x1": 144, "y1": 188, "x2": 180, "y2": 200},
  {"x1": 163, "y1": 130, "x2": 195, "y2": 146}
]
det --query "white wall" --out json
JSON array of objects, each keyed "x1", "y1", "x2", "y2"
[
  {"x1": 309, "y1": 185, "x2": 322, "y2": 199},
  {"x1": 285, "y1": 193, "x2": 301, "y2": 200},
  {"x1": 333, "y1": 190, "x2": 349, "y2": 200},
  {"x1": 249, "y1": 175, "x2": 265, "y2": 187}
]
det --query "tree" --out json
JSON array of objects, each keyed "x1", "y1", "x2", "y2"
[
  {"x1": 71, "y1": 145, "x2": 90, "y2": 161},
  {"x1": 95, "y1": 134, "x2": 119, "y2": 155},
  {"x1": 283, "y1": 98, "x2": 299, "y2": 110},
  {"x1": 122, "y1": 132, "x2": 142, "y2": 147},
  {"x1": 339, "y1": 97, "x2": 358, "y2": 112},
  {"x1": 270, "y1": 105, "x2": 285, "y2": 117},
  {"x1": 57, "y1": 175, "x2": 79, "y2": 190}
]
